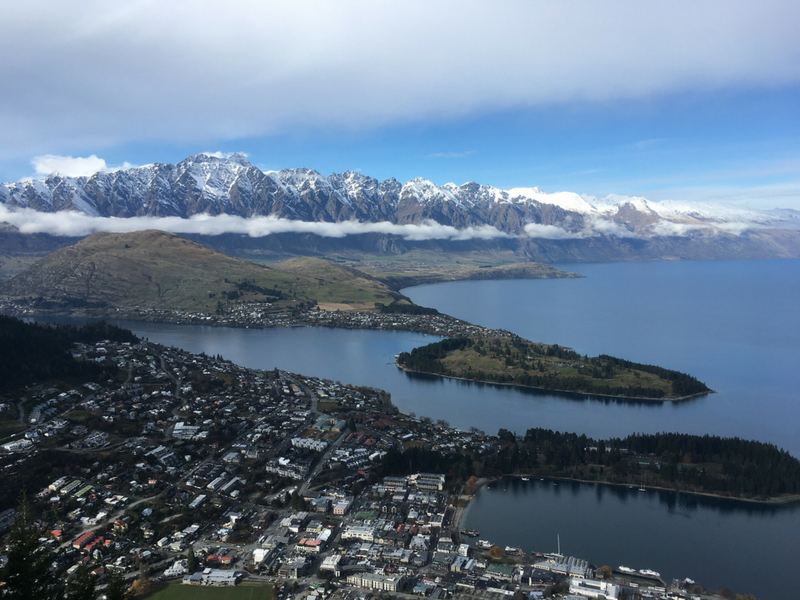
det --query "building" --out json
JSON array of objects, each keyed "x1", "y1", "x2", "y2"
[
  {"x1": 568, "y1": 578, "x2": 622, "y2": 600},
  {"x1": 534, "y1": 555, "x2": 592, "y2": 579},
  {"x1": 412, "y1": 473, "x2": 446, "y2": 491},
  {"x1": 320, "y1": 554, "x2": 342, "y2": 578},
  {"x1": 173, "y1": 422, "x2": 201, "y2": 440},
  {"x1": 347, "y1": 573, "x2": 406, "y2": 592},
  {"x1": 182, "y1": 568, "x2": 240, "y2": 586},
  {"x1": 278, "y1": 558, "x2": 309, "y2": 579}
]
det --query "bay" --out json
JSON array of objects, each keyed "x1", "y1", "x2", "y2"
[{"x1": 461, "y1": 478, "x2": 800, "y2": 600}]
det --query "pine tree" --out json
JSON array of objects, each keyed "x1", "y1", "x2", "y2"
[
  {"x1": 186, "y1": 547, "x2": 197, "y2": 574},
  {"x1": 103, "y1": 571, "x2": 132, "y2": 600},
  {"x1": 65, "y1": 565, "x2": 96, "y2": 600},
  {"x1": 1, "y1": 492, "x2": 62, "y2": 600}
]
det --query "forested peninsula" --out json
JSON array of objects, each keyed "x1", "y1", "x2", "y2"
[
  {"x1": 396, "y1": 336, "x2": 711, "y2": 400},
  {"x1": 379, "y1": 429, "x2": 800, "y2": 502}
]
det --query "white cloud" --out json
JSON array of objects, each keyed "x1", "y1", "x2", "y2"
[
  {"x1": 523, "y1": 223, "x2": 581, "y2": 240},
  {"x1": 642, "y1": 180, "x2": 800, "y2": 211},
  {"x1": 0, "y1": 205, "x2": 513, "y2": 241},
  {"x1": 1, "y1": 1, "x2": 799, "y2": 159},
  {"x1": 30, "y1": 154, "x2": 140, "y2": 179},
  {"x1": 32, "y1": 155, "x2": 109, "y2": 178}
]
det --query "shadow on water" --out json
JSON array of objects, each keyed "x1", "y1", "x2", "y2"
[{"x1": 503, "y1": 475, "x2": 795, "y2": 517}]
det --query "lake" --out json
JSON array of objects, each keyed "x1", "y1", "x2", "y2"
[
  {"x1": 96, "y1": 258, "x2": 800, "y2": 458},
  {"x1": 42, "y1": 257, "x2": 800, "y2": 598},
  {"x1": 404, "y1": 258, "x2": 800, "y2": 457}
]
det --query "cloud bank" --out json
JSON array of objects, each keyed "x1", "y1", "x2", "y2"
[
  {"x1": 0, "y1": 205, "x2": 512, "y2": 241},
  {"x1": 1, "y1": 1, "x2": 798, "y2": 159},
  {"x1": 1, "y1": 203, "x2": 760, "y2": 243}
]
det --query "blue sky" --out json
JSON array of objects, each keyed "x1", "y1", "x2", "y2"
[{"x1": 1, "y1": 1, "x2": 799, "y2": 209}]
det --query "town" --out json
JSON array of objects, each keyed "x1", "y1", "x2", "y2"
[
  {"x1": 0, "y1": 299, "x2": 513, "y2": 340},
  {"x1": 0, "y1": 335, "x2": 727, "y2": 600}
]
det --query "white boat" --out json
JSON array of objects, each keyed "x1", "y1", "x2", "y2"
[
  {"x1": 618, "y1": 566, "x2": 636, "y2": 574},
  {"x1": 639, "y1": 569, "x2": 661, "y2": 578}
]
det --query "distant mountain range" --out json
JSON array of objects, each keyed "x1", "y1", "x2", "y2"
[{"x1": 2, "y1": 153, "x2": 799, "y2": 262}]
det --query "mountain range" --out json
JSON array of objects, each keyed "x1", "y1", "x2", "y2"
[{"x1": 2, "y1": 153, "x2": 800, "y2": 263}]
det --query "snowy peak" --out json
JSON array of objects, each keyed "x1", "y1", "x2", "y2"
[{"x1": 1, "y1": 154, "x2": 797, "y2": 239}]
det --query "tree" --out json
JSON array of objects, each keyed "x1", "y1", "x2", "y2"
[
  {"x1": 65, "y1": 565, "x2": 96, "y2": 600},
  {"x1": 487, "y1": 546, "x2": 504, "y2": 559},
  {"x1": 1, "y1": 492, "x2": 62, "y2": 600},
  {"x1": 103, "y1": 571, "x2": 132, "y2": 600},
  {"x1": 186, "y1": 547, "x2": 197, "y2": 573},
  {"x1": 128, "y1": 554, "x2": 151, "y2": 598}
]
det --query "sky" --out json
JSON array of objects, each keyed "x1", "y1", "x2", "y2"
[{"x1": 1, "y1": 1, "x2": 800, "y2": 209}]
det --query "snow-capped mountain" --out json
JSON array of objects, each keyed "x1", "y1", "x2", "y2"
[{"x1": 1, "y1": 153, "x2": 797, "y2": 241}]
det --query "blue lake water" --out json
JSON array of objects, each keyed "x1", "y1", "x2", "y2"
[
  {"x1": 461, "y1": 478, "x2": 800, "y2": 600},
  {"x1": 404, "y1": 258, "x2": 800, "y2": 458}
]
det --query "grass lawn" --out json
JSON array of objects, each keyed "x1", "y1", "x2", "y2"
[
  {"x1": 145, "y1": 583, "x2": 274, "y2": 600},
  {"x1": 0, "y1": 419, "x2": 24, "y2": 438}
]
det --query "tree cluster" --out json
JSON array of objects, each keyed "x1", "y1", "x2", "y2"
[
  {"x1": 482, "y1": 428, "x2": 800, "y2": 499},
  {"x1": 0, "y1": 494, "x2": 132, "y2": 600},
  {"x1": 0, "y1": 316, "x2": 137, "y2": 392}
]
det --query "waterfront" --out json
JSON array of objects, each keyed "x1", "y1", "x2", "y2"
[{"x1": 461, "y1": 477, "x2": 800, "y2": 600}]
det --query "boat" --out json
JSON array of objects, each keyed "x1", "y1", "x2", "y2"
[
  {"x1": 476, "y1": 540, "x2": 493, "y2": 549},
  {"x1": 504, "y1": 546, "x2": 523, "y2": 556},
  {"x1": 618, "y1": 566, "x2": 637, "y2": 574},
  {"x1": 521, "y1": 476, "x2": 530, "y2": 481},
  {"x1": 460, "y1": 529, "x2": 480, "y2": 537},
  {"x1": 639, "y1": 569, "x2": 661, "y2": 578}
]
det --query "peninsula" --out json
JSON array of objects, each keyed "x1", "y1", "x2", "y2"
[
  {"x1": 0, "y1": 229, "x2": 711, "y2": 401},
  {"x1": 396, "y1": 336, "x2": 711, "y2": 400}
]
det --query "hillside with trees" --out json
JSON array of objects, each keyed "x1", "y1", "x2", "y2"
[{"x1": 397, "y1": 336, "x2": 710, "y2": 400}]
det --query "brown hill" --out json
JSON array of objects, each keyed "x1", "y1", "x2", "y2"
[{"x1": 0, "y1": 230, "x2": 403, "y2": 313}]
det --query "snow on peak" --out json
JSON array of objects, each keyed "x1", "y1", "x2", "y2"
[{"x1": 507, "y1": 187, "x2": 598, "y2": 214}]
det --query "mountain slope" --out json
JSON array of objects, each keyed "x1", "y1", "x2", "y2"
[{"x1": 0, "y1": 230, "x2": 405, "y2": 312}]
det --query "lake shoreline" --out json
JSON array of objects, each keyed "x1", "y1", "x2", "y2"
[
  {"x1": 456, "y1": 475, "x2": 800, "y2": 523},
  {"x1": 395, "y1": 360, "x2": 713, "y2": 403}
]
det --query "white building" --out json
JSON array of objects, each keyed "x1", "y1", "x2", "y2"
[{"x1": 568, "y1": 577, "x2": 622, "y2": 600}]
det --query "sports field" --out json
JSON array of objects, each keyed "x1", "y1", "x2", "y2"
[{"x1": 145, "y1": 582, "x2": 274, "y2": 600}]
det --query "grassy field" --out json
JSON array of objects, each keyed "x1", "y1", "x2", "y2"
[
  {"x1": 440, "y1": 346, "x2": 673, "y2": 397},
  {"x1": 145, "y1": 583, "x2": 274, "y2": 600},
  {"x1": 0, "y1": 419, "x2": 24, "y2": 438},
  {"x1": 315, "y1": 401, "x2": 341, "y2": 412},
  {"x1": 340, "y1": 251, "x2": 581, "y2": 289}
]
